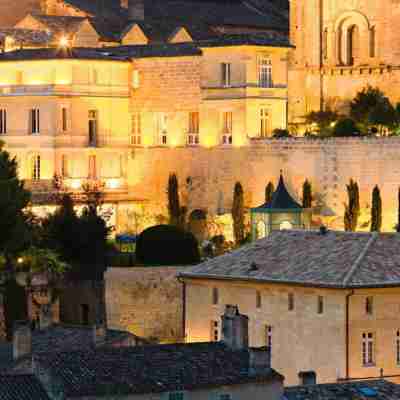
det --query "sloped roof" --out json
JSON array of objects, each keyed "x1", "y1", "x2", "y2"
[
  {"x1": 0, "y1": 375, "x2": 50, "y2": 400},
  {"x1": 35, "y1": 342, "x2": 283, "y2": 397},
  {"x1": 253, "y1": 174, "x2": 302, "y2": 211},
  {"x1": 180, "y1": 231, "x2": 400, "y2": 289},
  {"x1": 0, "y1": 29, "x2": 52, "y2": 46},
  {"x1": 285, "y1": 380, "x2": 400, "y2": 400},
  {"x1": 30, "y1": 15, "x2": 87, "y2": 36},
  {"x1": 0, "y1": 324, "x2": 138, "y2": 374}
]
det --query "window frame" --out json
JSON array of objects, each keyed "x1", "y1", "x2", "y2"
[
  {"x1": 211, "y1": 320, "x2": 219, "y2": 342},
  {"x1": 288, "y1": 293, "x2": 294, "y2": 311},
  {"x1": 366, "y1": 297, "x2": 373, "y2": 316},
  {"x1": 30, "y1": 108, "x2": 40, "y2": 135},
  {"x1": 259, "y1": 107, "x2": 271, "y2": 138},
  {"x1": 31, "y1": 154, "x2": 41, "y2": 181},
  {"x1": 258, "y1": 56, "x2": 273, "y2": 88},
  {"x1": 212, "y1": 287, "x2": 219, "y2": 305},
  {"x1": 157, "y1": 112, "x2": 168, "y2": 145},
  {"x1": 187, "y1": 111, "x2": 199, "y2": 145},
  {"x1": 130, "y1": 112, "x2": 142, "y2": 146},
  {"x1": 61, "y1": 107, "x2": 68, "y2": 132},
  {"x1": 221, "y1": 62, "x2": 231, "y2": 87},
  {"x1": 88, "y1": 110, "x2": 98, "y2": 147},
  {"x1": 317, "y1": 296, "x2": 324, "y2": 315},
  {"x1": 221, "y1": 111, "x2": 232, "y2": 145},
  {"x1": 362, "y1": 332, "x2": 375, "y2": 366}
]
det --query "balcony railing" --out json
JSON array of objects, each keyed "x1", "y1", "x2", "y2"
[{"x1": 0, "y1": 84, "x2": 129, "y2": 98}]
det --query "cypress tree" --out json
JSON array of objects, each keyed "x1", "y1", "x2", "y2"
[
  {"x1": 302, "y1": 179, "x2": 312, "y2": 208},
  {"x1": 167, "y1": 173, "x2": 180, "y2": 227},
  {"x1": 232, "y1": 182, "x2": 245, "y2": 244},
  {"x1": 265, "y1": 182, "x2": 274, "y2": 204},
  {"x1": 344, "y1": 179, "x2": 360, "y2": 232},
  {"x1": 370, "y1": 185, "x2": 382, "y2": 232}
]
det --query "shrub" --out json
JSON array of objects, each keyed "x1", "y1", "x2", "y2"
[
  {"x1": 136, "y1": 225, "x2": 200, "y2": 265},
  {"x1": 333, "y1": 118, "x2": 360, "y2": 137},
  {"x1": 272, "y1": 128, "x2": 291, "y2": 138}
]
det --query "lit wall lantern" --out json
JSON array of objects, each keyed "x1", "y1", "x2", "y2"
[{"x1": 250, "y1": 174, "x2": 311, "y2": 241}]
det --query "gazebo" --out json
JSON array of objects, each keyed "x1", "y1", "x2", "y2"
[{"x1": 251, "y1": 174, "x2": 311, "y2": 240}]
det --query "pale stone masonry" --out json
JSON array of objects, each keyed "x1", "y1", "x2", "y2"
[
  {"x1": 105, "y1": 267, "x2": 186, "y2": 342},
  {"x1": 180, "y1": 230, "x2": 400, "y2": 386}
]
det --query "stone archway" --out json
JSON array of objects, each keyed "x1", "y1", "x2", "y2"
[{"x1": 334, "y1": 11, "x2": 370, "y2": 65}]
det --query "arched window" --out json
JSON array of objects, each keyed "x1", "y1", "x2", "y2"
[
  {"x1": 31, "y1": 154, "x2": 41, "y2": 181},
  {"x1": 348, "y1": 25, "x2": 360, "y2": 65}
]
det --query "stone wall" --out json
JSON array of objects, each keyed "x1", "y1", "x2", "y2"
[
  {"x1": 105, "y1": 267, "x2": 186, "y2": 342},
  {"x1": 129, "y1": 138, "x2": 400, "y2": 233},
  {"x1": 59, "y1": 281, "x2": 105, "y2": 326}
]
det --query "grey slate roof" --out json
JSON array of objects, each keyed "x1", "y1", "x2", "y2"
[
  {"x1": 180, "y1": 230, "x2": 400, "y2": 289},
  {"x1": 62, "y1": 0, "x2": 289, "y2": 42},
  {"x1": 253, "y1": 174, "x2": 302, "y2": 211},
  {"x1": 0, "y1": 324, "x2": 137, "y2": 374},
  {"x1": 285, "y1": 380, "x2": 400, "y2": 400},
  {"x1": 0, "y1": 374, "x2": 50, "y2": 400},
  {"x1": 0, "y1": 29, "x2": 52, "y2": 46},
  {"x1": 35, "y1": 342, "x2": 283, "y2": 397}
]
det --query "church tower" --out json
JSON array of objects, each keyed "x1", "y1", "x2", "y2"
[{"x1": 288, "y1": 0, "x2": 400, "y2": 128}]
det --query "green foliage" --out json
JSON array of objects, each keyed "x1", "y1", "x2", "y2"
[
  {"x1": 41, "y1": 193, "x2": 111, "y2": 280},
  {"x1": 333, "y1": 118, "x2": 360, "y2": 137},
  {"x1": 265, "y1": 182, "x2": 275, "y2": 204},
  {"x1": 167, "y1": 173, "x2": 186, "y2": 229},
  {"x1": 272, "y1": 129, "x2": 291, "y2": 138},
  {"x1": 136, "y1": 225, "x2": 200, "y2": 265},
  {"x1": 344, "y1": 179, "x2": 360, "y2": 232},
  {"x1": 3, "y1": 278, "x2": 27, "y2": 340},
  {"x1": 18, "y1": 247, "x2": 68, "y2": 276},
  {"x1": 232, "y1": 182, "x2": 245, "y2": 244},
  {"x1": 370, "y1": 185, "x2": 382, "y2": 232},
  {"x1": 0, "y1": 141, "x2": 31, "y2": 258},
  {"x1": 305, "y1": 109, "x2": 339, "y2": 136},
  {"x1": 350, "y1": 86, "x2": 397, "y2": 134},
  {"x1": 302, "y1": 179, "x2": 313, "y2": 208}
]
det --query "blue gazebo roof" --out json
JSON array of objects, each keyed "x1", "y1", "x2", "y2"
[{"x1": 251, "y1": 174, "x2": 303, "y2": 213}]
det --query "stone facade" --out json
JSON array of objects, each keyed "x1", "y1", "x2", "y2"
[
  {"x1": 105, "y1": 267, "x2": 185, "y2": 342},
  {"x1": 184, "y1": 278, "x2": 400, "y2": 386},
  {"x1": 127, "y1": 138, "x2": 400, "y2": 233},
  {"x1": 289, "y1": 0, "x2": 400, "y2": 122}
]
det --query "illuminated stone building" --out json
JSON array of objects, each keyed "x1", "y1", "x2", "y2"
[
  {"x1": 289, "y1": 0, "x2": 400, "y2": 124},
  {"x1": 181, "y1": 230, "x2": 400, "y2": 386},
  {"x1": 0, "y1": 0, "x2": 292, "y2": 230}
]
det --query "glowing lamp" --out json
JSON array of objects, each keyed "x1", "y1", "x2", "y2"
[
  {"x1": 107, "y1": 179, "x2": 120, "y2": 189},
  {"x1": 59, "y1": 36, "x2": 70, "y2": 48},
  {"x1": 69, "y1": 179, "x2": 81, "y2": 190},
  {"x1": 17, "y1": 257, "x2": 24, "y2": 264}
]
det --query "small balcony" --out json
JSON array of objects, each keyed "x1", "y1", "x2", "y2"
[{"x1": 202, "y1": 84, "x2": 288, "y2": 101}]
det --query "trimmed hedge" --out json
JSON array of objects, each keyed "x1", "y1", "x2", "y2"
[{"x1": 136, "y1": 225, "x2": 200, "y2": 265}]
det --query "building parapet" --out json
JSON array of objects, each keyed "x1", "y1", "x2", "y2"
[{"x1": 0, "y1": 84, "x2": 129, "y2": 98}]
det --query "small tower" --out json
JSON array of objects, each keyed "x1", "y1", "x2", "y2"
[{"x1": 251, "y1": 173, "x2": 311, "y2": 240}]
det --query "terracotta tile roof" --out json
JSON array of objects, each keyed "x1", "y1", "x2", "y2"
[
  {"x1": 181, "y1": 231, "x2": 400, "y2": 289},
  {"x1": 285, "y1": 380, "x2": 400, "y2": 400},
  {"x1": 35, "y1": 342, "x2": 283, "y2": 397},
  {"x1": 0, "y1": 374, "x2": 50, "y2": 400}
]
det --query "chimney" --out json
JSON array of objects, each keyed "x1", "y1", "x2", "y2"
[
  {"x1": 249, "y1": 347, "x2": 271, "y2": 372},
  {"x1": 39, "y1": 304, "x2": 53, "y2": 330},
  {"x1": 13, "y1": 321, "x2": 32, "y2": 360},
  {"x1": 93, "y1": 323, "x2": 106, "y2": 347},
  {"x1": 221, "y1": 305, "x2": 249, "y2": 350},
  {"x1": 128, "y1": 0, "x2": 144, "y2": 20}
]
